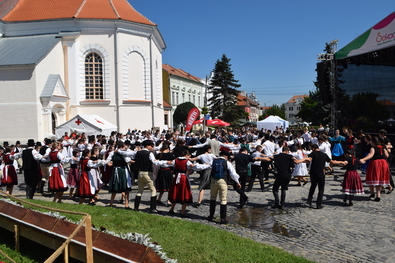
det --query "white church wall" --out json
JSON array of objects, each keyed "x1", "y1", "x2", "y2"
[
  {"x1": 35, "y1": 42, "x2": 65, "y2": 139},
  {"x1": 0, "y1": 67, "x2": 40, "y2": 142}
]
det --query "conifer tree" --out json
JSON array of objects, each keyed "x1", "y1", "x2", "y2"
[{"x1": 208, "y1": 54, "x2": 244, "y2": 123}]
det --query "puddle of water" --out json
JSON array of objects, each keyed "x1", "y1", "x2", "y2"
[{"x1": 228, "y1": 207, "x2": 301, "y2": 238}]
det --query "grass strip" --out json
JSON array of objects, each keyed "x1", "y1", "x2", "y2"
[{"x1": 1, "y1": 198, "x2": 313, "y2": 263}]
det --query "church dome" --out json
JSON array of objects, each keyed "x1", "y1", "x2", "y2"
[{"x1": 0, "y1": 0, "x2": 155, "y2": 25}]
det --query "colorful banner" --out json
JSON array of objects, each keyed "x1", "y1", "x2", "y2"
[
  {"x1": 185, "y1": 107, "x2": 200, "y2": 132},
  {"x1": 336, "y1": 12, "x2": 395, "y2": 59}
]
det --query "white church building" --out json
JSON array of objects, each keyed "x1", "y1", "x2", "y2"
[{"x1": 0, "y1": 0, "x2": 166, "y2": 143}]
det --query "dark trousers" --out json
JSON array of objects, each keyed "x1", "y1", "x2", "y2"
[
  {"x1": 24, "y1": 170, "x2": 40, "y2": 199},
  {"x1": 308, "y1": 175, "x2": 325, "y2": 207},
  {"x1": 234, "y1": 170, "x2": 248, "y2": 204},
  {"x1": 248, "y1": 165, "x2": 264, "y2": 191},
  {"x1": 272, "y1": 176, "x2": 290, "y2": 206}
]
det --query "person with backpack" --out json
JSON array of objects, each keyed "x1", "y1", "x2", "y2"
[{"x1": 207, "y1": 151, "x2": 241, "y2": 224}]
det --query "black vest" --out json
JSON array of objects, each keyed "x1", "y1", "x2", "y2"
[
  {"x1": 22, "y1": 148, "x2": 38, "y2": 172},
  {"x1": 134, "y1": 150, "x2": 152, "y2": 172}
]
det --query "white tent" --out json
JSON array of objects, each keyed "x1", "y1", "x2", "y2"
[
  {"x1": 55, "y1": 115, "x2": 117, "y2": 139},
  {"x1": 257, "y1": 115, "x2": 289, "y2": 132}
]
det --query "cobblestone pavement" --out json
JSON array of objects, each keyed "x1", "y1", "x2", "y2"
[{"x1": 8, "y1": 166, "x2": 395, "y2": 263}]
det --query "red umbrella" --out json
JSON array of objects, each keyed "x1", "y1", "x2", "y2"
[
  {"x1": 211, "y1": 119, "x2": 230, "y2": 126},
  {"x1": 193, "y1": 118, "x2": 215, "y2": 125}
]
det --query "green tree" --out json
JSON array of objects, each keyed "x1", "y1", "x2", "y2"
[
  {"x1": 296, "y1": 89, "x2": 330, "y2": 125},
  {"x1": 262, "y1": 104, "x2": 286, "y2": 119},
  {"x1": 173, "y1": 102, "x2": 197, "y2": 125},
  {"x1": 208, "y1": 54, "x2": 244, "y2": 124}
]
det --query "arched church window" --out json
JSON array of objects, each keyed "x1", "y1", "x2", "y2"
[{"x1": 85, "y1": 52, "x2": 103, "y2": 100}]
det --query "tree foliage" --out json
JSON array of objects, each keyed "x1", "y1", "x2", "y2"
[
  {"x1": 173, "y1": 102, "x2": 197, "y2": 125},
  {"x1": 296, "y1": 89, "x2": 330, "y2": 125},
  {"x1": 262, "y1": 104, "x2": 286, "y2": 119},
  {"x1": 208, "y1": 54, "x2": 244, "y2": 124}
]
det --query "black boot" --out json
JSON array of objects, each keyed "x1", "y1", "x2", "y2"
[
  {"x1": 348, "y1": 195, "x2": 354, "y2": 206},
  {"x1": 207, "y1": 200, "x2": 216, "y2": 221},
  {"x1": 280, "y1": 190, "x2": 286, "y2": 208},
  {"x1": 38, "y1": 181, "x2": 45, "y2": 194},
  {"x1": 150, "y1": 196, "x2": 161, "y2": 214},
  {"x1": 220, "y1": 204, "x2": 228, "y2": 224},
  {"x1": 134, "y1": 196, "x2": 141, "y2": 211},
  {"x1": 272, "y1": 191, "x2": 281, "y2": 208},
  {"x1": 239, "y1": 195, "x2": 248, "y2": 209},
  {"x1": 26, "y1": 186, "x2": 31, "y2": 199}
]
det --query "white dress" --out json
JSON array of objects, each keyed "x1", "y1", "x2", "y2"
[{"x1": 291, "y1": 150, "x2": 309, "y2": 176}]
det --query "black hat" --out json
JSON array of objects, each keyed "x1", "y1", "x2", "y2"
[
  {"x1": 142, "y1": 140, "x2": 154, "y2": 147},
  {"x1": 16, "y1": 141, "x2": 21, "y2": 145},
  {"x1": 45, "y1": 138, "x2": 52, "y2": 145},
  {"x1": 27, "y1": 139, "x2": 35, "y2": 147},
  {"x1": 36, "y1": 142, "x2": 42, "y2": 147}
]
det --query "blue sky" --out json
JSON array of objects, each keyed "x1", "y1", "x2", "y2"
[{"x1": 130, "y1": 0, "x2": 394, "y2": 106}]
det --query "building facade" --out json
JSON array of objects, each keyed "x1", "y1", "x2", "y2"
[
  {"x1": 284, "y1": 95, "x2": 308, "y2": 124},
  {"x1": 162, "y1": 64, "x2": 204, "y2": 128},
  {"x1": 0, "y1": 0, "x2": 166, "y2": 142}
]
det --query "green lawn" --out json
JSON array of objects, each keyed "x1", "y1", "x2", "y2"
[{"x1": 0, "y1": 198, "x2": 313, "y2": 263}]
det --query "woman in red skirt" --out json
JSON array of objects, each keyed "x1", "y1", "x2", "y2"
[
  {"x1": 78, "y1": 149, "x2": 105, "y2": 205},
  {"x1": 100, "y1": 145, "x2": 114, "y2": 186},
  {"x1": 360, "y1": 136, "x2": 390, "y2": 202},
  {"x1": 168, "y1": 149, "x2": 194, "y2": 217},
  {"x1": 48, "y1": 142, "x2": 68, "y2": 203},
  {"x1": 67, "y1": 149, "x2": 80, "y2": 199},
  {"x1": 341, "y1": 150, "x2": 364, "y2": 206},
  {"x1": 1, "y1": 147, "x2": 21, "y2": 195}
]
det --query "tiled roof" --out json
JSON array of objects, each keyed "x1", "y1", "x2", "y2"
[
  {"x1": 237, "y1": 93, "x2": 258, "y2": 107},
  {"x1": 379, "y1": 99, "x2": 395, "y2": 106},
  {"x1": 162, "y1": 64, "x2": 201, "y2": 83},
  {"x1": 0, "y1": 0, "x2": 155, "y2": 25},
  {"x1": 287, "y1": 95, "x2": 308, "y2": 103}
]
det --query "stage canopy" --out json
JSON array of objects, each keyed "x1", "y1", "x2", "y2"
[{"x1": 336, "y1": 12, "x2": 395, "y2": 59}]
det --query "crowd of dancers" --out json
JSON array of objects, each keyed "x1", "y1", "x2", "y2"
[{"x1": 0, "y1": 126, "x2": 393, "y2": 222}]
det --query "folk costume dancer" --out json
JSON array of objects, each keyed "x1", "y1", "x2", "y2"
[
  {"x1": 48, "y1": 142, "x2": 69, "y2": 203},
  {"x1": 67, "y1": 149, "x2": 80, "y2": 199},
  {"x1": 188, "y1": 145, "x2": 216, "y2": 208},
  {"x1": 22, "y1": 139, "x2": 43, "y2": 199},
  {"x1": 168, "y1": 150, "x2": 195, "y2": 217},
  {"x1": 38, "y1": 138, "x2": 52, "y2": 193},
  {"x1": 1, "y1": 147, "x2": 21, "y2": 195},
  {"x1": 107, "y1": 141, "x2": 133, "y2": 209},
  {"x1": 272, "y1": 146, "x2": 308, "y2": 209},
  {"x1": 306, "y1": 144, "x2": 343, "y2": 209},
  {"x1": 340, "y1": 150, "x2": 365, "y2": 206},
  {"x1": 155, "y1": 142, "x2": 176, "y2": 207},
  {"x1": 133, "y1": 140, "x2": 168, "y2": 213},
  {"x1": 360, "y1": 137, "x2": 390, "y2": 202},
  {"x1": 77, "y1": 149, "x2": 105, "y2": 205},
  {"x1": 208, "y1": 151, "x2": 241, "y2": 224}
]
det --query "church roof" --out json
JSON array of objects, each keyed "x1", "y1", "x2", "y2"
[
  {"x1": 0, "y1": 0, "x2": 155, "y2": 26},
  {"x1": 0, "y1": 34, "x2": 60, "y2": 66}
]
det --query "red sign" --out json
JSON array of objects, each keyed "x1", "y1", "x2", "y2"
[
  {"x1": 75, "y1": 119, "x2": 82, "y2": 125},
  {"x1": 185, "y1": 107, "x2": 200, "y2": 132}
]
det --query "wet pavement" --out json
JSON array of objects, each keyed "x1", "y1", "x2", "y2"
[{"x1": 6, "y1": 166, "x2": 395, "y2": 263}]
